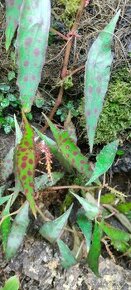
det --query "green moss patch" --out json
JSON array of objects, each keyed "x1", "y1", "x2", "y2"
[{"x1": 79, "y1": 67, "x2": 131, "y2": 144}]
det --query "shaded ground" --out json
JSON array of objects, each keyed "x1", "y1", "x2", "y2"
[{"x1": 0, "y1": 235, "x2": 131, "y2": 290}]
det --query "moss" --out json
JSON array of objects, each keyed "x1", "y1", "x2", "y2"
[
  {"x1": 78, "y1": 67, "x2": 131, "y2": 144},
  {"x1": 56, "y1": 0, "x2": 80, "y2": 28}
]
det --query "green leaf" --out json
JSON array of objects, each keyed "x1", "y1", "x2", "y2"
[
  {"x1": 99, "y1": 221, "x2": 131, "y2": 252},
  {"x1": 17, "y1": 0, "x2": 51, "y2": 112},
  {"x1": 0, "y1": 195, "x2": 12, "y2": 206},
  {"x1": 99, "y1": 222, "x2": 130, "y2": 243},
  {"x1": 100, "y1": 193, "x2": 116, "y2": 204},
  {"x1": 77, "y1": 213, "x2": 92, "y2": 252},
  {"x1": 35, "y1": 97, "x2": 44, "y2": 108},
  {"x1": 84, "y1": 11, "x2": 121, "y2": 152},
  {"x1": 87, "y1": 222, "x2": 102, "y2": 276},
  {"x1": 43, "y1": 115, "x2": 92, "y2": 178},
  {"x1": 5, "y1": 0, "x2": 23, "y2": 51},
  {"x1": 0, "y1": 185, "x2": 6, "y2": 197},
  {"x1": 0, "y1": 84, "x2": 10, "y2": 92},
  {"x1": 6, "y1": 202, "x2": 30, "y2": 259},
  {"x1": 116, "y1": 202, "x2": 131, "y2": 215},
  {"x1": 0, "y1": 198, "x2": 12, "y2": 252},
  {"x1": 1, "y1": 98, "x2": 10, "y2": 108},
  {"x1": 87, "y1": 140, "x2": 119, "y2": 185},
  {"x1": 2, "y1": 116, "x2": 22, "y2": 180},
  {"x1": 15, "y1": 112, "x2": 36, "y2": 217},
  {"x1": 7, "y1": 71, "x2": 15, "y2": 81},
  {"x1": 2, "y1": 275, "x2": 19, "y2": 290},
  {"x1": 71, "y1": 192, "x2": 99, "y2": 220},
  {"x1": 35, "y1": 172, "x2": 64, "y2": 191},
  {"x1": 57, "y1": 239, "x2": 77, "y2": 269},
  {"x1": 39, "y1": 204, "x2": 73, "y2": 243},
  {"x1": 2, "y1": 147, "x2": 14, "y2": 180}
]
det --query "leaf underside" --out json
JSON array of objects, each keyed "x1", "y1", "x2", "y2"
[
  {"x1": 84, "y1": 11, "x2": 120, "y2": 152},
  {"x1": 5, "y1": 0, "x2": 23, "y2": 51},
  {"x1": 16, "y1": 0, "x2": 51, "y2": 112},
  {"x1": 40, "y1": 204, "x2": 73, "y2": 243},
  {"x1": 57, "y1": 239, "x2": 77, "y2": 269},
  {"x1": 6, "y1": 202, "x2": 29, "y2": 260}
]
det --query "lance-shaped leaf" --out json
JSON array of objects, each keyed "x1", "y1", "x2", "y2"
[
  {"x1": 57, "y1": 239, "x2": 77, "y2": 269},
  {"x1": 16, "y1": 0, "x2": 51, "y2": 112},
  {"x1": 0, "y1": 198, "x2": 12, "y2": 252},
  {"x1": 6, "y1": 202, "x2": 30, "y2": 260},
  {"x1": 2, "y1": 275, "x2": 20, "y2": 290},
  {"x1": 84, "y1": 10, "x2": 120, "y2": 152},
  {"x1": 5, "y1": 0, "x2": 23, "y2": 51},
  {"x1": 39, "y1": 204, "x2": 73, "y2": 243},
  {"x1": 2, "y1": 115, "x2": 22, "y2": 181},
  {"x1": 0, "y1": 185, "x2": 6, "y2": 197},
  {"x1": 71, "y1": 192, "x2": 99, "y2": 220},
  {"x1": 87, "y1": 222, "x2": 102, "y2": 276},
  {"x1": 15, "y1": 112, "x2": 36, "y2": 217},
  {"x1": 86, "y1": 140, "x2": 119, "y2": 185},
  {"x1": 43, "y1": 115, "x2": 92, "y2": 178},
  {"x1": 99, "y1": 222, "x2": 131, "y2": 253},
  {"x1": 77, "y1": 213, "x2": 92, "y2": 253}
]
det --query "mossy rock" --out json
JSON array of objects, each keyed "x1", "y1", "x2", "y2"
[{"x1": 78, "y1": 67, "x2": 131, "y2": 144}]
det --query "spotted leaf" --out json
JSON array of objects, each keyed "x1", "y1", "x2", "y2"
[
  {"x1": 15, "y1": 112, "x2": 36, "y2": 217},
  {"x1": 84, "y1": 11, "x2": 120, "y2": 152},
  {"x1": 43, "y1": 115, "x2": 92, "y2": 178},
  {"x1": 5, "y1": 0, "x2": 23, "y2": 51},
  {"x1": 16, "y1": 0, "x2": 51, "y2": 112}
]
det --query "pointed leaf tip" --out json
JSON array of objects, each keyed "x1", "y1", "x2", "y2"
[{"x1": 84, "y1": 11, "x2": 121, "y2": 152}]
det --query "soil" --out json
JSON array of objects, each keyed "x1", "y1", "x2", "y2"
[{"x1": 0, "y1": 0, "x2": 131, "y2": 289}]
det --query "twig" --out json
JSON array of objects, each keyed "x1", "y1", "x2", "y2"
[{"x1": 46, "y1": 184, "x2": 101, "y2": 191}]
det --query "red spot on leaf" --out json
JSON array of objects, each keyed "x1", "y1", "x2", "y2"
[
  {"x1": 21, "y1": 162, "x2": 26, "y2": 169},
  {"x1": 25, "y1": 37, "x2": 33, "y2": 47},
  {"x1": 86, "y1": 110, "x2": 90, "y2": 117},
  {"x1": 34, "y1": 48, "x2": 40, "y2": 57},
  {"x1": 24, "y1": 60, "x2": 29, "y2": 67},
  {"x1": 80, "y1": 160, "x2": 86, "y2": 164},
  {"x1": 20, "y1": 148, "x2": 27, "y2": 152},
  {"x1": 88, "y1": 86, "x2": 93, "y2": 94},
  {"x1": 29, "y1": 159, "x2": 33, "y2": 164},
  {"x1": 24, "y1": 141, "x2": 29, "y2": 146},
  {"x1": 24, "y1": 76, "x2": 28, "y2": 82},
  {"x1": 32, "y1": 75, "x2": 36, "y2": 80},
  {"x1": 94, "y1": 108, "x2": 98, "y2": 114},
  {"x1": 29, "y1": 182, "x2": 34, "y2": 188},
  {"x1": 25, "y1": 189, "x2": 28, "y2": 194},
  {"x1": 28, "y1": 170, "x2": 32, "y2": 176},
  {"x1": 73, "y1": 151, "x2": 78, "y2": 156},
  {"x1": 22, "y1": 156, "x2": 28, "y2": 161},
  {"x1": 22, "y1": 175, "x2": 26, "y2": 180}
]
